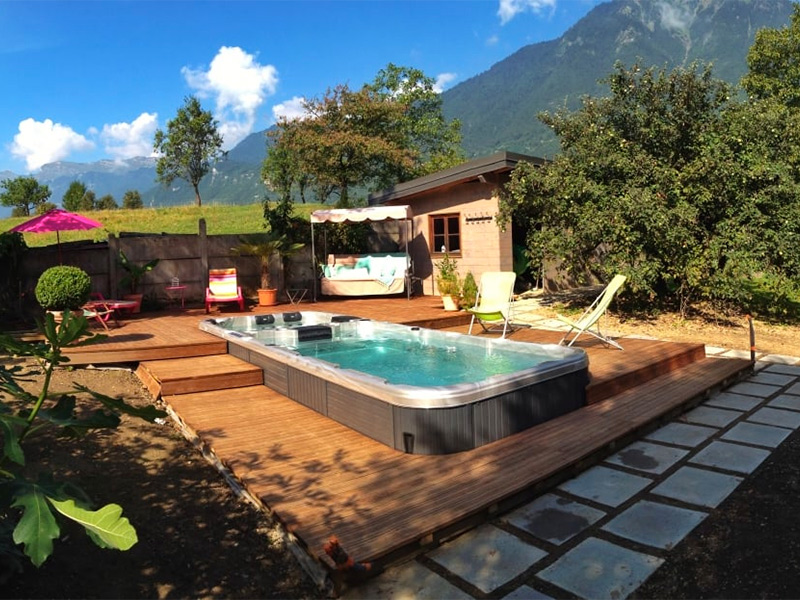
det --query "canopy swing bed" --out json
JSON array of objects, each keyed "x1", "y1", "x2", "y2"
[{"x1": 310, "y1": 205, "x2": 414, "y2": 301}]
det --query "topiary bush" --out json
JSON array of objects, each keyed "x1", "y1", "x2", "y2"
[{"x1": 35, "y1": 266, "x2": 92, "y2": 311}]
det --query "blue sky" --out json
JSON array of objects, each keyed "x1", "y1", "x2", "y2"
[{"x1": 0, "y1": 0, "x2": 604, "y2": 174}]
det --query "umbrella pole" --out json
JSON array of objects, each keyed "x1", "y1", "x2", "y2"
[{"x1": 57, "y1": 230, "x2": 62, "y2": 264}]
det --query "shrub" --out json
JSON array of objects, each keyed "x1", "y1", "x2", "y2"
[
  {"x1": 461, "y1": 271, "x2": 478, "y2": 308},
  {"x1": 35, "y1": 266, "x2": 92, "y2": 311}
]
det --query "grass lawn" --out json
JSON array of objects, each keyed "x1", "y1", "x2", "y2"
[{"x1": 0, "y1": 202, "x2": 325, "y2": 247}]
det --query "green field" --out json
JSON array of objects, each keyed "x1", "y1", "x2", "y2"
[{"x1": 0, "y1": 203, "x2": 324, "y2": 247}]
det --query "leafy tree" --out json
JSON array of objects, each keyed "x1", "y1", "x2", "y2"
[
  {"x1": 742, "y1": 3, "x2": 800, "y2": 108},
  {"x1": 264, "y1": 64, "x2": 462, "y2": 209},
  {"x1": 62, "y1": 181, "x2": 87, "y2": 212},
  {"x1": 0, "y1": 312, "x2": 166, "y2": 576},
  {"x1": 122, "y1": 190, "x2": 143, "y2": 209},
  {"x1": 96, "y1": 194, "x2": 117, "y2": 210},
  {"x1": 35, "y1": 202, "x2": 57, "y2": 215},
  {"x1": 78, "y1": 190, "x2": 96, "y2": 212},
  {"x1": 0, "y1": 176, "x2": 51, "y2": 217},
  {"x1": 366, "y1": 63, "x2": 464, "y2": 180},
  {"x1": 153, "y1": 96, "x2": 225, "y2": 207},
  {"x1": 500, "y1": 61, "x2": 800, "y2": 317}
]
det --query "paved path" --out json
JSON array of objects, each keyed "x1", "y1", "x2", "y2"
[{"x1": 344, "y1": 330, "x2": 800, "y2": 599}]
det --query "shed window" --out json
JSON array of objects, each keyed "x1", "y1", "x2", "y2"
[{"x1": 431, "y1": 214, "x2": 461, "y2": 254}]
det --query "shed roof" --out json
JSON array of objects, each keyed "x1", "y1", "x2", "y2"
[{"x1": 368, "y1": 151, "x2": 545, "y2": 205}]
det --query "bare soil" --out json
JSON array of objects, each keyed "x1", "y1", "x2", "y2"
[{"x1": 2, "y1": 308, "x2": 799, "y2": 599}]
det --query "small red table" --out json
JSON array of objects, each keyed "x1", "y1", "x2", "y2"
[{"x1": 165, "y1": 285, "x2": 187, "y2": 308}]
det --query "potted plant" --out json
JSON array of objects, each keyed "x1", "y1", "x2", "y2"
[
  {"x1": 435, "y1": 252, "x2": 461, "y2": 311},
  {"x1": 35, "y1": 265, "x2": 92, "y2": 321},
  {"x1": 232, "y1": 234, "x2": 304, "y2": 306},
  {"x1": 118, "y1": 250, "x2": 159, "y2": 313}
]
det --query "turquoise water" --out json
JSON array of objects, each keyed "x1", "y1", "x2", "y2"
[{"x1": 295, "y1": 337, "x2": 550, "y2": 386}]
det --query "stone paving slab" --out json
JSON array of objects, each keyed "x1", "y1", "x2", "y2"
[
  {"x1": 721, "y1": 421, "x2": 792, "y2": 448},
  {"x1": 784, "y1": 381, "x2": 800, "y2": 396},
  {"x1": 558, "y1": 465, "x2": 652, "y2": 508},
  {"x1": 503, "y1": 493, "x2": 606, "y2": 545},
  {"x1": 604, "y1": 441, "x2": 688, "y2": 474},
  {"x1": 764, "y1": 363, "x2": 800, "y2": 376},
  {"x1": 344, "y1": 560, "x2": 471, "y2": 600},
  {"x1": 720, "y1": 349, "x2": 753, "y2": 360},
  {"x1": 652, "y1": 466, "x2": 743, "y2": 508},
  {"x1": 726, "y1": 381, "x2": 780, "y2": 398},
  {"x1": 681, "y1": 405, "x2": 741, "y2": 428},
  {"x1": 689, "y1": 440, "x2": 771, "y2": 474},
  {"x1": 645, "y1": 422, "x2": 718, "y2": 448},
  {"x1": 502, "y1": 585, "x2": 554, "y2": 599},
  {"x1": 760, "y1": 355, "x2": 800, "y2": 366},
  {"x1": 427, "y1": 524, "x2": 548, "y2": 594},
  {"x1": 601, "y1": 499, "x2": 707, "y2": 550},
  {"x1": 768, "y1": 394, "x2": 800, "y2": 412},
  {"x1": 747, "y1": 371, "x2": 797, "y2": 387},
  {"x1": 536, "y1": 537, "x2": 663, "y2": 600},
  {"x1": 704, "y1": 391, "x2": 763, "y2": 412},
  {"x1": 748, "y1": 406, "x2": 800, "y2": 429}
]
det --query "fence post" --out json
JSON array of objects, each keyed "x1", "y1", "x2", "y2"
[
  {"x1": 199, "y1": 219, "x2": 208, "y2": 290},
  {"x1": 108, "y1": 234, "x2": 120, "y2": 298}
]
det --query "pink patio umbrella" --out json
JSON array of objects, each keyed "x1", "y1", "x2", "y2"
[{"x1": 10, "y1": 208, "x2": 103, "y2": 263}]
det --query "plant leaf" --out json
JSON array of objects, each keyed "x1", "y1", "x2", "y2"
[
  {"x1": 72, "y1": 384, "x2": 167, "y2": 422},
  {"x1": 48, "y1": 499, "x2": 138, "y2": 551},
  {"x1": 0, "y1": 417, "x2": 25, "y2": 465},
  {"x1": 11, "y1": 487, "x2": 60, "y2": 567}
]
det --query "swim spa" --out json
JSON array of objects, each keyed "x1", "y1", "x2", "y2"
[{"x1": 200, "y1": 311, "x2": 589, "y2": 454}]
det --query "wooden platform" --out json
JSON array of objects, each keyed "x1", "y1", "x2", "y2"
[
  {"x1": 60, "y1": 297, "x2": 753, "y2": 581},
  {"x1": 164, "y1": 355, "x2": 748, "y2": 571}
]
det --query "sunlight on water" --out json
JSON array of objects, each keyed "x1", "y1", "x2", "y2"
[{"x1": 295, "y1": 337, "x2": 549, "y2": 386}]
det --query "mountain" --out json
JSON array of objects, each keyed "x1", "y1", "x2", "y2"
[
  {"x1": 441, "y1": 0, "x2": 794, "y2": 158},
  {"x1": 2, "y1": 0, "x2": 794, "y2": 218}
]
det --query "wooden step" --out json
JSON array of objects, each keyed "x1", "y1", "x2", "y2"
[
  {"x1": 136, "y1": 354, "x2": 262, "y2": 398},
  {"x1": 585, "y1": 340, "x2": 707, "y2": 404}
]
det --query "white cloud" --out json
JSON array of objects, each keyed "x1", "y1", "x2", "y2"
[
  {"x1": 10, "y1": 118, "x2": 94, "y2": 171},
  {"x1": 272, "y1": 96, "x2": 308, "y2": 122},
  {"x1": 658, "y1": 1, "x2": 693, "y2": 32},
  {"x1": 486, "y1": 34, "x2": 500, "y2": 46},
  {"x1": 100, "y1": 112, "x2": 158, "y2": 160},
  {"x1": 433, "y1": 73, "x2": 458, "y2": 93},
  {"x1": 498, "y1": 0, "x2": 556, "y2": 25},
  {"x1": 182, "y1": 46, "x2": 279, "y2": 149}
]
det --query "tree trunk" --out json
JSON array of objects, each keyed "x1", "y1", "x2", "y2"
[{"x1": 193, "y1": 183, "x2": 202, "y2": 207}]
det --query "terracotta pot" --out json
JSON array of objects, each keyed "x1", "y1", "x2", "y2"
[
  {"x1": 122, "y1": 293, "x2": 143, "y2": 314},
  {"x1": 441, "y1": 294, "x2": 460, "y2": 312},
  {"x1": 257, "y1": 288, "x2": 278, "y2": 306}
]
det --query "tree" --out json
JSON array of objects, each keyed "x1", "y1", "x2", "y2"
[
  {"x1": 366, "y1": 63, "x2": 464, "y2": 180},
  {"x1": 153, "y1": 96, "x2": 225, "y2": 207},
  {"x1": 742, "y1": 3, "x2": 800, "y2": 108},
  {"x1": 122, "y1": 190, "x2": 143, "y2": 209},
  {"x1": 62, "y1": 181, "x2": 88, "y2": 212},
  {"x1": 79, "y1": 190, "x2": 96, "y2": 212},
  {"x1": 96, "y1": 194, "x2": 117, "y2": 210},
  {"x1": 264, "y1": 64, "x2": 463, "y2": 208},
  {"x1": 0, "y1": 176, "x2": 51, "y2": 217},
  {"x1": 500, "y1": 61, "x2": 800, "y2": 317}
]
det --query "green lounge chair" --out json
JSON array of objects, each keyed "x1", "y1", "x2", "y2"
[
  {"x1": 467, "y1": 271, "x2": 517, "y2": 339},
  {"x1": 558, "y1": 274, "x2": 627, "y2": 350}
]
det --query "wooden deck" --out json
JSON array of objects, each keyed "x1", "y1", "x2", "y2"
[{"x1": 62, "y1": 296, "x2": 753, "y2": 582}]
